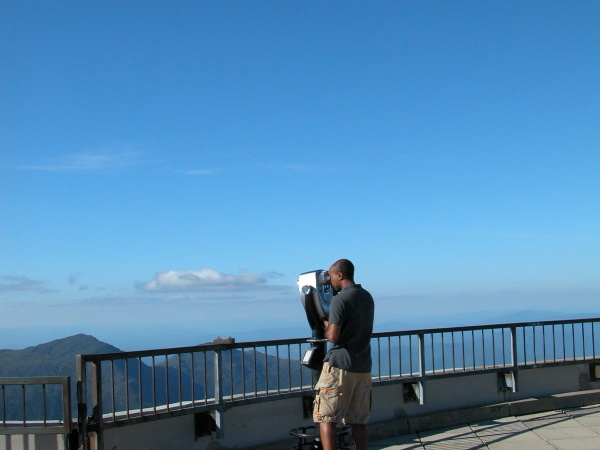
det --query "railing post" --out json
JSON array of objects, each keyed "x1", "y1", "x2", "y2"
[
  {"x1": 415, "y1": 332, "x2": 425, "y2": 404},
  {"x1": 213, "y1": 345, "x2": 223, "y2": 437},
  {"x1": 91, "y1": 358, "x2": 104, "y2": 450},
  {"x1": 62, "y1": 376, "x2": 72, "y2": 437},
  {"x1": 213, "y1": 338, "x2": 233, "y2": 439},
  {"x1": 509, "y1": 326, "x2": 519, "y2": 392},
  {"x1": 76, "y1": 355, "x2": 89, "y2": 450}
]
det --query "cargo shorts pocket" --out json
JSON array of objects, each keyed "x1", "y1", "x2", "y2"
[{"x1": 313, "y1": 364, "x2": 342, "y2": 421}]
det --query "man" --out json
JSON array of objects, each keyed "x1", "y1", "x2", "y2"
[{"x1": 313, "y1": 259, "x2": 375, "y2": 450}]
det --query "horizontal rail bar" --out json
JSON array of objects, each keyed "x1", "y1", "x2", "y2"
[{"x1": 0, "y1": 377, "x2": 69, "y2": 386}]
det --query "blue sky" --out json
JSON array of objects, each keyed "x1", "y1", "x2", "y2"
[{"x1": 1, "y1": 1, "x2": 598, "y2": 350}]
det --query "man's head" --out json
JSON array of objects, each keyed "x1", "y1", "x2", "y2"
[{"x1": 328, "y1": 259, "x2": 355, "y2": 291}]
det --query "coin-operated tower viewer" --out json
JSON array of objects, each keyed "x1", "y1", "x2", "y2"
[{"x1": 297, "y1": 270, "x2": 334, "y2": 373}]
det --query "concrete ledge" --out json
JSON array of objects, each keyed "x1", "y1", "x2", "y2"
[
  {"x1": 367, "y1": 389, "x2": 600, "y2": 442},
  {"x1": 367, "y1": 403, "x2": 510, "y2": 441},
  {"x1": 408, "y1": 403, "x2": 510, "y2": 433},
  {"x1": 367, "y1": 419, "x2": 410, "y2": 442},
  {"x1": 243, "y1": 389, "x2": 600, "y2": 449},
  {"x1": 508, "y1": 388, "x2": 600, "y2": 416}
]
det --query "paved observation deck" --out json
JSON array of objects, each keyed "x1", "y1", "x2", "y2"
[{"x1": 370, "y1": 404, "x2": 600, "y2": 450}]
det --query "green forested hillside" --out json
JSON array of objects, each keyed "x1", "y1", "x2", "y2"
[
  {"x1": 0, "y1": 333, "x2": 122, "y2": 376},
  {"x1": 0, "y1": 334, "x2": 124, "y2": 421}
]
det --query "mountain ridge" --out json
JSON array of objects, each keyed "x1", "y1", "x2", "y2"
[{"x1": 0, "y1": 333, "x2": 122, "y2": 376}]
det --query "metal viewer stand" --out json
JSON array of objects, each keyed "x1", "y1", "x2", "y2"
[{"x1": 289, "y1": 425, "x2": 352, "y2": 450}]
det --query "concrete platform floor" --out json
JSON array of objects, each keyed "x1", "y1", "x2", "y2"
[{"x1": 369, "y1": 404, "x2": 600, "y2": 449}]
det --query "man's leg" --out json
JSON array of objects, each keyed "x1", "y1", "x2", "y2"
[
  {"x1": 345, "y1": 372, "x2": 371, "y2": 450},
  {"x1": 351, "y1": 423, "x2": 367, "y2": 450},
  {"x1": 318, "y1": 421, "x2": 337, "y2": 450}
]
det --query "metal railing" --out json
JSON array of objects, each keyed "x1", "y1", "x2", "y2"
[
  {"x1": 76, "y1": 337, "x2": 318, "y2": 442},
  {"x1": 2, "y1": 317, "x2": 597, "y2": 448},
  {"x1": 372, "y1": 318, "x2": 600, "y2": 384},
  {"x1": 0, "y1": 376, "x2": 71, "y2": 435},
  {"x1": 76, "y1": 318, "x2": 600, "y2": 432}
]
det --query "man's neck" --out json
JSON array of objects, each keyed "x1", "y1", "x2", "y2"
[{"x1": 339, "y1": 280, "x2": 355, "y2": 289}]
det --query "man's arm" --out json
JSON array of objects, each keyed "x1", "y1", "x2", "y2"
[{"x1": 323, "y1": 320, "x2": 341, "y2": 343}]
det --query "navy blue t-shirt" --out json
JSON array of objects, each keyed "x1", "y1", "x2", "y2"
[{"x1": 324, "y1": 284, "x2": 374, "y2": 373}]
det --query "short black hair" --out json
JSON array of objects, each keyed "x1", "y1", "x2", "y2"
[{"x1": 332, "y1": 259, "x2": 354, "y2": 281}]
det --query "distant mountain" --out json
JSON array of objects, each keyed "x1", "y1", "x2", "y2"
[
  {"x1": 0, "y1": 333, "x2": 122, "y2": 375},
  {"x1": 0, "y1": 334, "x2": 124, "y2": 421}
]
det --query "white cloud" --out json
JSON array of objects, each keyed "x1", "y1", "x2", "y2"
[
  {"x1": 22, "y1": 144, "x2": 144, "y2": 172},
  {"x1": 140, "y1": 268, "x2": 267, "y2": 292},
  {"x1": 263, "y1": 271, "x2": 284, "y2": 279},
  {"x1": 0, "y1": 275, "x2": 52, "y2": 293}
]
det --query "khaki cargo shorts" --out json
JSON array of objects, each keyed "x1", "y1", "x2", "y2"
[{"x1": 313, "y1": 362, "x2": 372, "y2": 424}]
